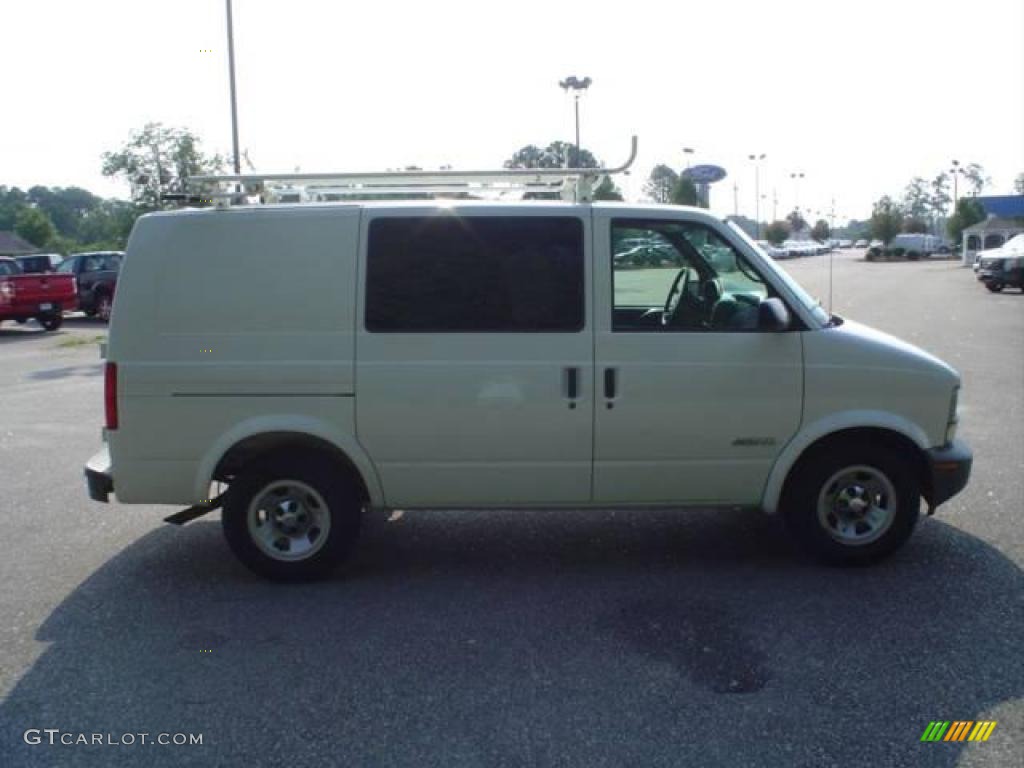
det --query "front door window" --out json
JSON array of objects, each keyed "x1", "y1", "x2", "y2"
[{"x1": 611, "y1": 220, "x2": 771, "y2": 332}]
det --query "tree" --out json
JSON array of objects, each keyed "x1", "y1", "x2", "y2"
[
  {"x1": 902, "y1": 177, "x2": 931, "y2": 221},
  {"x1": 1014, "y1": 173, "x2": 1024, "y2": 195},
  {"x1": 870, "y1": 196, "x2": 904, "y2": 245},
  {"x1": 102, "y1": 122, "x2": 224, "y2": 209},
  {"x1": 643, "y1": 164, "x2": 679, "y2": 203},
  {"x1": 929, "y1": 172, "x2": 952, "y2": 219},
  {"x1": 764, "y1": 220, "x2": 790, "y2": 245},
  {"x1": 811, "y1": 219, "x2": 830, "y2": 242},
  {"x1": 786, "y1": 209, "x2": 807, "y2": 233},
  {"x1": 946, "y1": 197, "x2": 986, "y2": 244},
  {"x1": 671, "y1": 176, "x2": 699, "y2": 206},
  {"x1": 505, "y1": 141, "x2": 598, "y2": 171},
  {"x1": 960, "y1": 163, "x2": 989, "y2": 196},
  {"x1": 902, "y1": 218, "x2": 929, "y2": 234},
  {"x1": 14, "y1": 206, "x2": 56, "y2": 247},
  {"x1": 592, "y1": 176, "x2": 623, "y2": 201}
]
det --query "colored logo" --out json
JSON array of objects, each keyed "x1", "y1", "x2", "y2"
[
  {"x1": 920, "y1": 721, "x2": 997, "y2": 742},
  {"x1": 682, "y1": 164, "x2": 727, "y2": 184}
]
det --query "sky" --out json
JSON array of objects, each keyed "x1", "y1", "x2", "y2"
[{"x1": 3, "y1": 0, "x2": 1023, "y2": 223}]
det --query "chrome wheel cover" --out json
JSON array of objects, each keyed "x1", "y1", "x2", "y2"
[
  {"x1": 247, "y1": 480, "x2": 330, "y2": 562},
  {"x1": 816, "y1": 465, "x2": 897, "y2": 546}
]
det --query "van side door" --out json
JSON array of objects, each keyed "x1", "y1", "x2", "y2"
[
  {"x1": 355, "y1": 209, "x2": 594, "y2": 507},
  {"x1": 592, "y1": 212, "x2": 803, "y2": 505}
]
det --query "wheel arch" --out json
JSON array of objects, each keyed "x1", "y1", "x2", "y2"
[
  {"x1": 196, "y1": 417, "x2": 384, "y2": 507},
  {"x1": 762, "y1": 412, "x2": 930, "y2": 514}
]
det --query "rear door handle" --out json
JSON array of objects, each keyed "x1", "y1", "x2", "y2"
[
  {"x1": 604, "y1": 368, "x2": 618, "y2": 399},
  {"x1": 565, "y1": 367, "x2": 579, "y2": 400}
]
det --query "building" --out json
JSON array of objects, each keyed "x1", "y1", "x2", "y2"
[
  {"x1": 0, "y1": 231, "x2": 39, "y2": 258},
  {"x1": 960, "y1": 196, "x2": 1024, "y2": 265}
]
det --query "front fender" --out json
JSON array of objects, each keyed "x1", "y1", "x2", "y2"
[{"x1": 760, "y1": 410, "x2": 930, "y2": 514}]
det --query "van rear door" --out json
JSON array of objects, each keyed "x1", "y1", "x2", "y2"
[{"x1": 356, "y1": 209, "x2": 593, "y2": 507}]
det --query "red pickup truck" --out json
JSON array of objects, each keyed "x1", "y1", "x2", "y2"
[{"x1": 0, "y1": 256, "x2": 77, "y2": 331}]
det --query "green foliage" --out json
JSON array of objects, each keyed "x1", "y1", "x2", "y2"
[
  {"x1": 946, "y1": 197, "x2": 986, "y2": 243},
  {"x1": 764, "y1": 220, "x2": 790, "y2": 245},
  {"x1": 505, "y1": 141, "x2": 598, "y2": 171},
  {"x1": 592, "y1": 176, "x2": 623, "y2": 201},
  {"x1": 870, "y1": 196, "x2": 904, "y2": 245},
  {"x1": 810, "y1": 219, "x2": 830, "y2": 242},
  {"x1": 960, "y1": 163, "x2": 988, "y2": 196},
  {"x1": 671, "y1": 176, "x2": 699, "y2": 206},
  {"x1": 902, "y1": 177, "x2": 931, "y2": 220},
  {"x1": 786, "y1": 210, "x2": 807, "y2": 233},
  {"x1": 902, "y1": 218, "x2": 929, "y2": 234},
  {"x1": 14, "y1": 206, "x2": 55, "y2": 247},
  {"x1": 102, "y1": 122, "x2": 224, "y2": 209},
  {"x1": 644, "y1": 164, "x2": 679, "y2": 204}
]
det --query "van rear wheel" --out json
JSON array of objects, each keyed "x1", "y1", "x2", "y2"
[
  {"x1": 222, "y1": 453, "x2": 362, "y2": 581},
  {"x1": 782, "y1": 443, "x2": 920, "y2": 565}
]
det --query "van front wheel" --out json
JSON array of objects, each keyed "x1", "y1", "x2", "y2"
[
  {"x1": 782, "y1": 444, "x2": 920, "y2": 565},
  {"x1": 222, "y1": 454, "x2": 362, "y2": 581}
]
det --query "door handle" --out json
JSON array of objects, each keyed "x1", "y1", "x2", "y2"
[
  {"x1": 565, "y1": 367, "x2": 579, "y2": 400},
  {"x1": 604, "y1": 368, "x2": 618, "y2": 400}
]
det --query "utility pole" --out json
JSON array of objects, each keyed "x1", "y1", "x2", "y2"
[
  {"x1": 749, "y1": 153, "x2": 766, "y2": 238},
  {"x1": 559, "y1": 76, "x2": 592, "y2": 168}
]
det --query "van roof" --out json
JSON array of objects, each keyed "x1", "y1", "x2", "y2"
[{"x1": 144, "y1": 199, "x2": 719, "y2": 222}]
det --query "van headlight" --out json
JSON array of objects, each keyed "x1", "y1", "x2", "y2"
[{"x1": 945, "y1": 386, "x2": 959, "y2": 444}]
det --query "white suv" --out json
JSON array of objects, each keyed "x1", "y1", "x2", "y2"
[{"x1": 85, "y1": 201, "x2": 971, "y2": 580}]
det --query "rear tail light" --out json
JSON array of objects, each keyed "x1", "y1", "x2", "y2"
[{"x1": 104, "y1": 362, "x2": 118, "y2": 430}]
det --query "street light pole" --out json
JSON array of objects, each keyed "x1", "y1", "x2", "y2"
[
  {"x1": 749, "y1": 153, "x2": 766, "y2": 238},
  {"x1": 790, "y1": 171, "x2": 805, "y2": 215},
  {"x1": 226, "y1": 0, "x2": 241, "y2": 176},
  {"x1": 559, "y1": 76, "x2": 592, "y2": 168}
]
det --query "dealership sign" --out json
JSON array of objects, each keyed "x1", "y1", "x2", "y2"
[{"x1": 682, "y1": 164, "x2": 727, "y2": 184}]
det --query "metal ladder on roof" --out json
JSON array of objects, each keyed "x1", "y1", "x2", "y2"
[{"x1": 180, "y1": 136, "x2": 637, "y2": 207}]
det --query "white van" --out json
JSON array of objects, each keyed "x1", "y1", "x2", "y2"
[{"x1": 84, "y1": 189, "x2": 971, "y2": 580}]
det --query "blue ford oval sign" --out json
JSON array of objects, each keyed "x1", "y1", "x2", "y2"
[{"x1": 683, "y1": 164, "x2": 727, "y2": 184}]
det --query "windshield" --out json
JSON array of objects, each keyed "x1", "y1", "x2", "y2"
[{"x1": 726, "y1": 220, "x2": 829, "y2": 326}]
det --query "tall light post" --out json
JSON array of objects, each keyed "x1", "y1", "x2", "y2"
[
  {"x1": 682, "y1": 147, "x2": 695, "y2": 169},
  {"x1": 950, "y1": 159, "x2": 961, "y2": 207},
  {"x1": 749, "y1": 153, "x2": 766, "y2": 238},
  {"x1": 790, "y1": 171, "x2": 805, "y2": 214},
  {"x1": 558, "y1": 76, "x2": 592, "y2": 168},
  {"x1": 225, "y1": 0, "x2": 241, "y2": 176}
]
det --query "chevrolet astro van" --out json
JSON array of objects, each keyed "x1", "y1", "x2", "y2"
[{"x1": 84, "y1": 198, "x2": 972, "y2": 580}]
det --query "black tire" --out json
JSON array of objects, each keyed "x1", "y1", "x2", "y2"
[
  {"x1": 986, "y1": 282, "x2": 1004, "y2": 293},
  {"x1": 781, "y1": 442, "x2": 920, "y2": 566},
  {"x1": 906, "y1": 251, "x2": 920, "y2": 261},
  {"x1": 38, "y1": 314, "x2": 63, "y2": 332},
  {"x1": 222, "y1": 452, "x2": 362, "y2": 581},
  {"x1": 14, "y1": 318, "x2": 26, "y2": 324},
  {"x1": 82, "y1": 308, "x2": 97, "y2": 318},
  {"x1": 96, "y1": 293, "x2": 113, "y2": 322}
]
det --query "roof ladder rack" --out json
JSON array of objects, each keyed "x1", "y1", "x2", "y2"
[{"x1": 185, "y1": 136, "x2": 637, "y2": 207}]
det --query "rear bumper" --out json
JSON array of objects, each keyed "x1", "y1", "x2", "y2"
[
  {"x1": 85, "y1": 447, "x2": 113, "y2": 503},
  {"x1": 924, "y1": 439, "x2": 972, "y2": 510}
]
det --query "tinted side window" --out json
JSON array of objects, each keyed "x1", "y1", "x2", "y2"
[{"x1": 366, "y1": 216, "x2": 584, "y2": 332}]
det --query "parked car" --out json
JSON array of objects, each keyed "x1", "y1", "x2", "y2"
[
  {"x1": 57, "y1": 251, "x2": 123, "y2": 320},
  {"x1": 85, "y1": 199, "x2": 971, "y2": 580},
  {"x1": 755, "y1": 240, "x2": 789, "y2": 260},
  {"x1": 976, "y1": 233, "x2": 1024, "y2": 292},
  {"x1": 0, "y1": 256, "x2": 77, "y2": 331},
  {"x1": 15, "y1": 253, "x2": 64, "y2": 273},
  {"x1": 853, "y1": 239, "x2": 869, "y2": 248}
]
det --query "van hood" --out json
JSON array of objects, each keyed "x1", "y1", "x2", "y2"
[{"x1": 823, "y1": 318, "x2": 960, "y2": 385}]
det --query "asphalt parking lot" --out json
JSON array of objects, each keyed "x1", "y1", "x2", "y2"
[{"x1": 1, "y1": 250, "x2": 1021, "y2": 767}]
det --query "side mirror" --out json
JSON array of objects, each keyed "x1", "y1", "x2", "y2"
[{"x1": 758, "y1": 297, "x2": 791, "y2": 331}]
